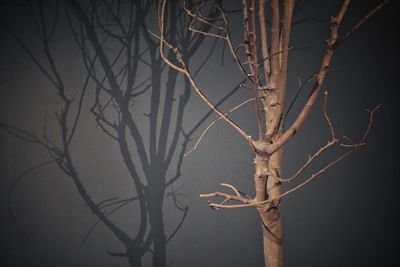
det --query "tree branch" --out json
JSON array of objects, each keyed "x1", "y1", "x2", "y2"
[
  {"x1": 184, "y1": 98, "x2": 254, "y2": 157},
  {"x1": 207, "y1": 101, "x2": 380, "y2": 209},
  {"x1": 200, "y1": 183, "x2": 254, "y2": 210},
  {"x1": 258, "y1": 0, "x2": 351, "y2": 155},
  {"x1": 335, "y1": 0, "x2": 389, "y2": 48},
  {"x1": 158, "y1": 0, "x2": 253, "y2": 145}
]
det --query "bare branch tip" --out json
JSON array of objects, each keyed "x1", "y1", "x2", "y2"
[{"x1": 372, "y1": 103, "x2": 382, "y2": 113}]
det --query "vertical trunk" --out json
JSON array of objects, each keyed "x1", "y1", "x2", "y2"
[
  {"x1": 255, "y1": 151, "x2": 284, "y2": 267},
  {"x1": 261, "y1": 208, "x2": 283, "y2": 267}
]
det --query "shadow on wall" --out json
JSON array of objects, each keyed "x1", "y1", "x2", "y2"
[{"x1": 0, "y1": 1, "x2": 231, "y2": 266}]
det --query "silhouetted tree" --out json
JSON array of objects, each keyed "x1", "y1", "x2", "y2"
[
  {"x1": 157, "y1": 0, "x2": 387, "y2": 266},
  {"x1": 0, "y1": 0, "x2": 221, "y2": 266}
]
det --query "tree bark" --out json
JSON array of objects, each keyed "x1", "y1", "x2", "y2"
[
  {"x1": 261, "y1": 208, "x2": 283, "y2": 267},
  {"x1": 255, "y1": 150, "x2": 283, "y2": 266}
]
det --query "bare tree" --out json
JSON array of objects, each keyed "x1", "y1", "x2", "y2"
[
  {"x1": 157, "y1": 0, "x2": 387, "y2": 266},
  {"x1": 0, "y1": 0, "x2": 222, "y2": 266}
]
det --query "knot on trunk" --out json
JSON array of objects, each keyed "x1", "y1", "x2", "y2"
[{"x1": 251, "y1": 140, "x2": 270, "y2": 155}]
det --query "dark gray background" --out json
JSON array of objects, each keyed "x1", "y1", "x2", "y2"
[{"x1": 1, "y1": 1, "x2": 398, "y2": 266}]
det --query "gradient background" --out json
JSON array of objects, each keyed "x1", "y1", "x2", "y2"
[{"x1": 1, "y1": 1, "x2": 399, "y2": 266}]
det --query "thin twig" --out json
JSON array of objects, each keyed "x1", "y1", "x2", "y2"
[
  {"x1": 184, "y1": 98, "x2": 254, "y2": 157},
  {"x1": 336, "y1": 0, "x2": 389, "y2": 47}
]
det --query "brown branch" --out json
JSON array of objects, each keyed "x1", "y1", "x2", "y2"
[
  {"x1": 268, "y1": 0, "x2": 280, "y2": 90},
  {"x1": 284, "y1": 67, "x2": 347, "y2": 125},
  {"x1": 183, "y1": 3, "x2": 254, "y2": 82},
  {"x1": 183, "y1": 3, "x2": 225, "y2": 31},
  {"x1": 187, "y1": 24, "x2": 226, "y2": 39},
  {"x1": 247, "y1": 0, "x2": 265, "y2": 140},
  {"x1": 184, "y1": 3, "x2": 226, "y2": 39},
  {"x1": 200, "y1": 183, "x2": 254, "y2": 209},
  {"x1": 227, "y1": 39, "x2": 253, "y2": 80},
  {"x1": 267, "y1": 0, "x2": 294, "y2": 138},
  {"x1": 158, "y1": 0, "x2": 253, "y2": 145},
  {"x1": 258, "y1": 0, "x2": 351, "y2": 155},
  {"x1": 258, "y1": 0, "x2": 270, "y2": 83},
  {"x1": 184, "y1": 98, "x2": 254, "y2": 157},
  {"x1": 336, "y1": 0, "x2": 389, "y2": 48},
  {"x1": 360, "y1": 104, "x2": 381, "y2": 142},
  {"x1": 264, "y1": 0, "x2": 385, "y2": 154},
  {"x1": 158, "y1": 0, "x2": 186, "y2": 73},
  {"x1": 275, "y1": 91, "x2": 358, "y2": 184},
  {"x1": 185, "y1": 68, "x2": 253, "y2": 144},
  {"x1": 323, "y1": 91, "x2": 336, "y2": 139},
  {"x1": 218, "y1": 6, "x2": 254, "y2": 82},
  {"x1": 210, "y1": 102, "x2": 380, "y2": 209}
]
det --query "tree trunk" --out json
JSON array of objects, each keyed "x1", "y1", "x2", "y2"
[
  {"x1": 255, "y1": 151, "x2": 284, "y2": 267},
  {"x1": 260, "y1": 207, "x2": 283, "y2": 267}
]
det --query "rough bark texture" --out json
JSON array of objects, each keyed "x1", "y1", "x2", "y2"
[
  {"x1": 255, "y1": 152, "x2": 284, "y2": 266},
  {"x1": 261, "y1": 208, "x2": 283, "y2": 267}
]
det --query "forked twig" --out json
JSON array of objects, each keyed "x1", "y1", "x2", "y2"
[{"x1": 200, "y1": 182, "x2": 253, "y2": 209}]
